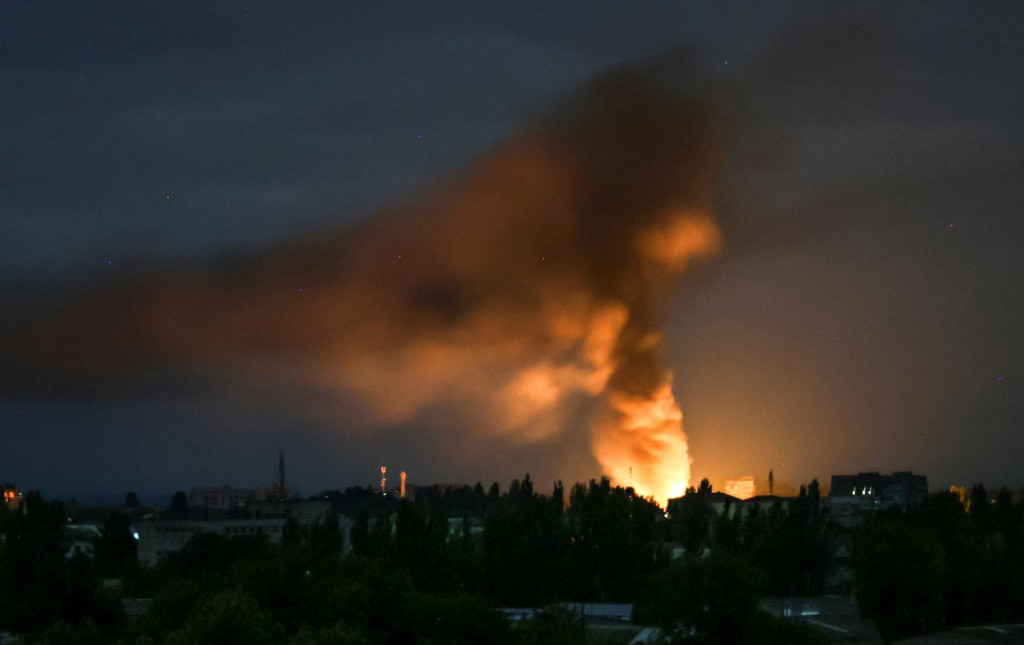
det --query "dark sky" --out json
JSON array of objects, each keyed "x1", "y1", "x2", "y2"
[{"x1": 2, "y1": 2, "x2": 1022, "y2": 501}]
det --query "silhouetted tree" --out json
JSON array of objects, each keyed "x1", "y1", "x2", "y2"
[
  {"x1": 483, "y1": 476, "x2": 568, "y2": 604},
  {"x1": 565, "y1": 477, "x2": 661, "y2": 601},
  {"x1": 635, "y1": 552, "x2": 824, "y2": 644},
  {"x1": 94, "y1": 513, "x2": 138, "y2": 579},
  {"x1": 0, "y1": 491, "x2": 67, "y2": 632},
  {"x1": 167, "y1": 491, "x2": 188, "y2": 519},
  {"x1": 854, "y1": 514, "x2": 949, "y2": 642},
  {"x1": 512, "y1": 606, "x2": 585, "y2": 645},
  {"x1": 670, "y1": 483, "x2": 713, "y2": 559},
  {"x1": 163, "y1": 588, "x2": 284, "y2": 645}
]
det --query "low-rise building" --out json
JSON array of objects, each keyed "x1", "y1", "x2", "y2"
[
  {"x1": 247, "y1": 499, "x2": 331, "y2": 524},
  {"x1": 135, "y1": 518, "x2": 288, "y2": 566},
  {"x1": 65, "y1": 523, "x2": 103, "y2": 559},
  {"x1": 829, "y1": 472, "x2": 927, "y2": 528},
  {"x1": 2, "y1": 485, "x2": 22, "y2": 511},
  {"x1": 188, "y1": 486, "x2": 256, "y2": 510}
]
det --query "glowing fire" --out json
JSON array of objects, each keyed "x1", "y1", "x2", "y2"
[{"x1": 593, "y1": 381, "x2": 691, "y2": 504}]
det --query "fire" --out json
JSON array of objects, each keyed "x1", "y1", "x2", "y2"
[
  {"x1": 6, "y1": 63, "x2": 723, "y2": 509},
  {"x1": 593, "y1": 381, "x2": 691, "y2": 504}
]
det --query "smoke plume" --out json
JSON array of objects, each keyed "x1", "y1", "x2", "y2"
[{"x1": 3, "y1": 62, "x2": 721, "y2": 503}]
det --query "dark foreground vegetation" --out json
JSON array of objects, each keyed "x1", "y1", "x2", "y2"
[{"x1": 1, "y1": 479, "x2": 1022, "y2": 644}]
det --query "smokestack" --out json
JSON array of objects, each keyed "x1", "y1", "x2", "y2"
[
  {"x1": 278, "y1": 448, "x2": 286, "y2": 493},
  {"x1": 400, "y1": 471, "x2": 406, "y2": 499},
  {"x1": 380, "y1": 466, "x2": 387, "y2": 496}
]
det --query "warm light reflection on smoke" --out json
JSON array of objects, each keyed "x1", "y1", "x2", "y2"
[
  {"x1": 8, "y1": 65, "x2": 723, "y2": 506},
  {"x1": 595, "y1": 381, "x2": 691, "y2": 503},
  {"x1": 638, "y1": 209, "x2": 721, "y2": 272}
]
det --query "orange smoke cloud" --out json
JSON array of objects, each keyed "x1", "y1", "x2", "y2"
[
  {"x1": 596, "y1": 381, "x2": 691, "y2": 502},
  {"x1": 3, "y1": 61, "x2": 722, "y2": 503}
]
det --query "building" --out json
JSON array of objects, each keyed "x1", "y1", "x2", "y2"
[
  {"x1": 247, "y1": 499, "x2": 332, "y2": 524},
  {"x1": 188, "y1": 484, "x2": 294, "y2": 511},
  {"x1": 188, "y1": 486, "x2": 256, "y2": 510},
  {"x1": 666, "y1": 491, "x2": 742, "y2": 519},
  {"x1": 135, "y1": 518, "x2": 288, "y2": 566},
  {"x1": 446, "y1": 516, "x2": 485, "y2": 540},
  {"x1": 829, "y1": 471, "x2": 927, "y2": 528},
  {"x1": 723, "y1": 477, "x2": 756, "y2": 500},
  {"x1": 65, "y1": 523, "x2": 103, "y2": 559},
  {"x1": 2, "y1": 485, "x2": 22, "y2": 511},
  {"x1": 827, "y1": 471, "x2": 928, "y2": 592},
  {"x1": 742, "y1": 494, "x2": 797, "y2": 516},
  {"x1": 188, "y1": 451, "x2": 294, "y2": 510}
]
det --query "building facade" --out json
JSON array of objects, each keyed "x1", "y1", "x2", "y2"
[{"x1": 135, "y1": 518, "x2": 288, "y2": 566}]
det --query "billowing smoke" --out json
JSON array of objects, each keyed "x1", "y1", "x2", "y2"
[{"x1": 3, "y1": 63, "x2": 721, "y2": 503}]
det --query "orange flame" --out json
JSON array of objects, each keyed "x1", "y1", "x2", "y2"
[{"x1": 594, "y1": 381, "x2": 691, "y2": 504}]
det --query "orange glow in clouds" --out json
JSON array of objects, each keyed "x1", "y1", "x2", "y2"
[
  {"x1": 8, "y1": 69, "x2": 724, "y2": 508},
  {"x1": 595, "y1": 382, "x2": 691, "y2": 503}
]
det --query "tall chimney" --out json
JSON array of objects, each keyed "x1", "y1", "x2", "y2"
[{"x1": 278, "y1": 448, "x2": 286, "y2": 494}]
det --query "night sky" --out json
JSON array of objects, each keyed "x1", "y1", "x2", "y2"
[{"x1": 2, "y1": 2, "x2": 1022, "y2": 501}]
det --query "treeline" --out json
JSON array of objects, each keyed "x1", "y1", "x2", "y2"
[
  {"x1": 853, "y1": 484, "x2": 1024, "y2": 642},
  {"x1": 4, "y1": 478, "x2": 1021, "y2": 643},
  {"x1": 1, "y1": 477, "x2": 830, "y2": 644},
  {"x1": 664, "y1": 479, "x2": 832, "y2": 597}
]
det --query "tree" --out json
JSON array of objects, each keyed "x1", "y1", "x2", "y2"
[
  {"x1": 512, "y1": 606, "x2": 585, "y2": 645},
  {"x1": 669, "y1": 483, "x2": 713, "y2": 559},
  {"x1": 0, "y1": 491, "x2": 68, "y2": 632},
  {"x1": 288, "y1": 621, "x2": 369, "y2": 645},
  {"x1": 854, "y1": 515, "x2": 949, "y2": 642},
  {"x1": 163, "y1": 588, "x2": 284, "y2": 645},
  {"x1": 42, "y1": 618, "x2": 105, "y2": 645},
  {"x1": 634, "y1": 553, "x2": 776, "y2": 644},
  {"x1": 565, "y1": 477, "x2": 662, "y2": 601},
  {"x1": 94, "y1": 513, "x2": 139, "y2": 578},
  {"x1": 167, "y1": 491, "x2": 188, "y2": 519},
  {"x1": 483, "y1": 476, "x2": 569, "y2": 604}
]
